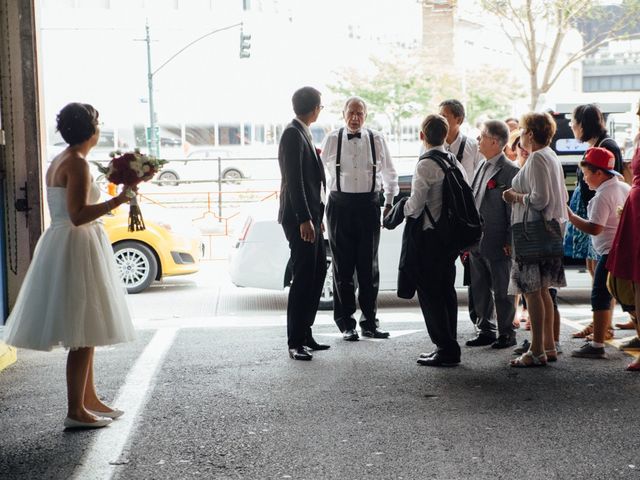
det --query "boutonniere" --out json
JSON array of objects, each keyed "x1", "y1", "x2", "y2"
[
  {"x1": 315, "y1": 147, "x2": 322, "y2": 157},
  {"x1": 486, "y1": 178, "x2": 506, "y2": 190}
]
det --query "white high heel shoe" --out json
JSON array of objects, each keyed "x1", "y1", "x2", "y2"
[{"x1": 87, "y1": 408, "x2": 124, "y2": 419}]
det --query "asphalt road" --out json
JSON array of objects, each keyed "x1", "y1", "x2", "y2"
[{"x1": 1, "y1": 262, "x2": 638, "y2": 480}]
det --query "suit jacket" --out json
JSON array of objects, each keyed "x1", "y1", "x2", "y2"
[
  {"x1": 472, "y1": 154, "x2": 519, "y2": 260},
  {"x1": 278, "y1": 120, "x2": 326, "y2": 226}
]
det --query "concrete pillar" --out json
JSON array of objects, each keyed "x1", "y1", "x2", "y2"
[{"x1": 0, "y1": 0, "x2": 45, "y2": 316}]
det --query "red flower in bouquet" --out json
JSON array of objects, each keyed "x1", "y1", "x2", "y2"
[{"x1": 95, "y1": 149, "x2": 167, "y2": 231}]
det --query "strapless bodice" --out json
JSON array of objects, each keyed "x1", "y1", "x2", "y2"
[{"x1": 47, "y1": 182, "x2": 101, "y2": 224}]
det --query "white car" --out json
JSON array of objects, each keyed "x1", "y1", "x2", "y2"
[
  {"x1": 228, "y1": 199, "x2": 464, "y2": 310},
  {"x1": 228, "y1": 197, "x2": 593, "y2": 309}
]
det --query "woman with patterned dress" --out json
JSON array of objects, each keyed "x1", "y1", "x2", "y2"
[{"x1": 564, "y1": 104, "x2": 624, "y2": 339}]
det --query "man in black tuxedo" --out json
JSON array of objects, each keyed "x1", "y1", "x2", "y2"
[{"x1": 278, "y1": 86, "x2": 329, "y2": 361}]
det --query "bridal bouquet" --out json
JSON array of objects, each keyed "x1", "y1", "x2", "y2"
[{"x1": 95, "y1": 149, "x2": 167, "y2": 231}]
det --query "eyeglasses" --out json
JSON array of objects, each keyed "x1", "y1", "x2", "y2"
[{"x1": 478, "y1": 131, "x2": 498, "y2": 142}]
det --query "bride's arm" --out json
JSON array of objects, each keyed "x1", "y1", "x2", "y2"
[{"x1": 65, "y1": 157, "x2": 128, "y2": 226}]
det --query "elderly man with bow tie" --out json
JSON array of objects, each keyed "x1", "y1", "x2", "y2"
[{"x1": 319, "y1": 96, "x2": 399, "y2": 341}]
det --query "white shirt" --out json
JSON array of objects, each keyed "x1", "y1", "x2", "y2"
[
  {"x1": 404, "y1": 146, "x2": 468, "y2": 230},
  {"x1": 320, "y1": 128, "x2": 399, "y2": 205},
  {"x1": 444, "y1": 131, "x2": 483, "y2": 183},
  {"x1": 587, "y1": 176, "x2": 631, "y2": 255},
  {"x1": 511, "y1": 146, "x2": 568, "y2": 224}
]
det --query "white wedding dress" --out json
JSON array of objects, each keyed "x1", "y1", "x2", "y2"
[{"x1": 3, "y1": 182, "x2": 135, "y2": 351}]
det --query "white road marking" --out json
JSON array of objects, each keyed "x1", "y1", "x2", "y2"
[{"x1": 71, "y1": 327, "x2": 179, "y2": 480}]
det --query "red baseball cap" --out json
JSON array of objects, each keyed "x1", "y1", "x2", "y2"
[{"x1": 583, "y1": 147, "x2": 621, "y2": 176}]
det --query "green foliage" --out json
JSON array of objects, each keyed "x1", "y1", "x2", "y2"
[{"x1": 329, "y1": 55, "x2": 432, "y2": 139}]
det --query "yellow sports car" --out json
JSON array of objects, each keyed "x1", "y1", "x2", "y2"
[{"x1": 103, "y1": 207, "x2": 202, "y2": 293}]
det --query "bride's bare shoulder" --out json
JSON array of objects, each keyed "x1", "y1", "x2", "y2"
[{"x1": 46, "y1": 150, "x2": 89, "y2": 187}]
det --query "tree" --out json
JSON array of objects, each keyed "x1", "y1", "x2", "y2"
[
  {"x1": 329, "y1": 55, "x2": 432, "y2": 144},
  {"x1": 480, "y1": 0, "x2": 640, "y2": 109}
]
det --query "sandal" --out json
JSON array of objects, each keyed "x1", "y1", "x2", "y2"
[
  {"x1": 545, "y1": 349, "x2": 558, "y2": 362},
  {"x1": 626, "y1": 361, "x2": 640, "y2": 372},
  {"x1": 510, "y1": 351, "x2": 547, "y2": 368},
  {"x1": 585, "y1": 328, "x2": 614, "y2": 342},
  {"x1": 615, "y1": 320, "x2": 635, "y2": 330},
  {"x1": 572, "y1": 323, "x2": 593, "y2": 339}
]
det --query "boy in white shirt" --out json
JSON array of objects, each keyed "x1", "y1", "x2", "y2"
[{"x1": 567, "y1": 147, "x2": 631, "y2": 358}]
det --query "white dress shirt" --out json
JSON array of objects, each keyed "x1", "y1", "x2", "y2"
[
  {"x1": 444, "y1": 132, "x2": 483, "y2": 183},
  {"x1": 404, "y1": 146, "x2": 468, "y2": 230},
  {"x1": 320, "y1": 128, "x2": 399, "y2": 205}
]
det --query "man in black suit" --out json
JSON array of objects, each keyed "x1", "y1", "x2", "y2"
[{"x1": 278, "y1": 86, "x2": 329, "y2": 361}]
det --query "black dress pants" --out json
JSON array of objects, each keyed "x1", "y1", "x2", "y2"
[
  {"x1": 283, "y1": 221, "x2": 327, "y2": 349},
  {"x1": 326, "y1": 192, "x2": 380, "y2": 332},
  {"x1": 415, "y1": 229, "x2": 461, "y2": 359}
]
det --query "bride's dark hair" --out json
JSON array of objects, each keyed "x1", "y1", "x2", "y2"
[{"x1": 56, "y1": 103, "x2": 99, "y2": 146}]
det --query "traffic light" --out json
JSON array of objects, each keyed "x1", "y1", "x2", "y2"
[{"x1": 239, "y1": 29, "x2": 251, "y2": 58}]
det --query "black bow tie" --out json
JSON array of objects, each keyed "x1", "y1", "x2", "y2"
[{"x1": 347, "y1": 132, "x2": 361, "y2": 140}]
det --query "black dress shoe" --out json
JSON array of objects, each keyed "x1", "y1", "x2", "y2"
[
  {"x1": 343, "y1": 329, "x2": 359, "y2": 341},
  {"x1": 465, "y1": 334, "x2": 497, "y2": 347},
  {"x1": 304, "y1": 338, "x2": 330, "y2": 351},
  {"x1": 417, "y1": 352, "x2": 460, "y2": 367},
  {"x1": 491, "y1": 335, "x2": 517, "y2": 349},
  {"x1": 288, "y1": 347, "x2": 312, "y2": 360},
  {"x1": 361, "y1": 328, "x2": 390, "y2": 339}
]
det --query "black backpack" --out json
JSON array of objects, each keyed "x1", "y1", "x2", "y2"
[{"x1": 421, "y1": 150, "x2": 482, "y2": 253}]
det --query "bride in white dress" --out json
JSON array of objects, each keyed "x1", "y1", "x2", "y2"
[{"x1": 3, "y1": 103, "x2": 135, "y2": 429}]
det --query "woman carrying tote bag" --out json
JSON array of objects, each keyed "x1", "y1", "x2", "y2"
[{"x1": 502, "y1": 112, "x2": 569, "y2": 367}]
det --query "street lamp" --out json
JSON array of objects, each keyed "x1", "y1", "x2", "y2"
[{"x1": 143, "y1": 21, "x2": 247, "y2": 158}]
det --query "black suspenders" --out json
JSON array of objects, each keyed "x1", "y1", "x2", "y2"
[
  {"x1": 335, "y1": 127, "x2": 377, "y2": 193},
  {"x1": 456, "y1": 135, "x2": 466, "y2": 163}
]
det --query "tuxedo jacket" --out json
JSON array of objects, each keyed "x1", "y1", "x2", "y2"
[
  {"x1": 472, "y1": 154, "x2": 519, "y2": 260},
  {"x1": 278, "y1": 120, "x2": 326, "y2": 226}
]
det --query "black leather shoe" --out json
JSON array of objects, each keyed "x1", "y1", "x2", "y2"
[
  {"x1": 343, "y1": 329, "x2": 359, "y2": 341},
  {"x1": 491, "y1": 335, "x2": 517, "y2": 349},
  {"x1": 417, "y1": 352, "x2": 460, "y2": 367},
  {"x1": 304, "y1": 338, "x2": 330, "y2": 351},
  {"x1": 288, "y1": 347, "x2": 312, "y2": 360},
  {"x1": 361, "y1": 328, "x2": 390, "y2": 339},
  {"x1": 465, "y1": 334, "x2": 497, "y2": 347}
]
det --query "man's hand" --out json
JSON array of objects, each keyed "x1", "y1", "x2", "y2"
[
  {"x1": 503, "y1": 244, "x2": 512, "y2": 257},
  {"x1": 383, "y1": 204, "x2": 392, "y2": 221},
  {"x1": 300, "y1": 220, "x2": 316, "y2": 243}
]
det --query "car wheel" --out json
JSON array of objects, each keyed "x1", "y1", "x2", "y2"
[
  {"x1": 318, "y1": 255, "x2": 334, "y2": 310},
  {"x1": 222, "y1": 168, "x2": 243, "y2": 184},
  {"x1": 113, "y1": 241, "x2": 158, "y2": 293},
  {"x1": 158, "y1": 170, "x2": 179, "y2": 186}
]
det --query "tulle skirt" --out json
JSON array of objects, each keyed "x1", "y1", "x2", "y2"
[{"x1": 3, "y1": 220, "x2": 135, "y2": 351}]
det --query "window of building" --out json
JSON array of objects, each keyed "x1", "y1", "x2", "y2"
[
  {"x1": 186, "y1": 124, "x2": 216, "y2": 146},
  {"x1": 218, "y1": 124, "x2": 241, "y2": 145}
]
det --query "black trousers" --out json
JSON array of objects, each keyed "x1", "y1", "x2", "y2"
[
  {"x1": 415, "y1": 229, "x2": 460, "y2": 359},
  {"x1": 326, "y1": 192, "x2": 380, "y2": 332},
  {"x1": 283, "y1": 221, "x2": 327, "y2": 349}
]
